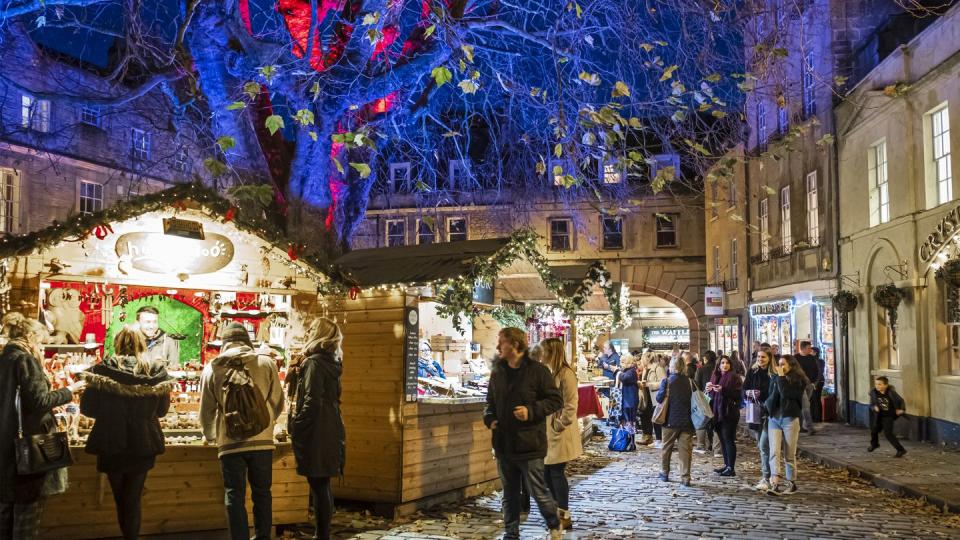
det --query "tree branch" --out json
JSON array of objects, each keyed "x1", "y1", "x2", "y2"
[
  {"x1": 462, "y1": 18, "x2": 568, "y2": 56},
  {"x1": 0, "y1": 69, "x2": 182, "y2": 107},
  {"x1": 1, "y1": 0, "x2": 112, "y2": 19}
]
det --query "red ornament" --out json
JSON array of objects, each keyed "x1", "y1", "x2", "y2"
[
  {"x1": 349, "y1": 286, "x2": 360, "y2": 300},
  {"x1": 92, "y1": 224, "x2": 114, "y2": 240},
  {"x1": 224, "y1": 207, "x2": 236, "y2": 222},
  {"x1": 287, "y1": 243, "x2": 301, "y2": 260}
]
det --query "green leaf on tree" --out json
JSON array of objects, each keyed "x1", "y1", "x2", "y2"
[
  {"x1": 310, "y1": 81, "x2": 321, "y2": 101},
  {"x1": 226, "y1": 101, "x2": 246, "y2": 111},
  {"x1": 423, "y1": 24, "x2": 436, "y2": 39},
  {"x1": 362, "y1": 12, "x2": 380, "y2": 25},
  {"x1": 258, "y1": 65, "x2": 277, "y2": 84},
  {"x1": 659, "y1": 65, "x2": 679, "y2": 82},
  {"x1": 203, "y1": 158, "x2": 228, "y2": 178},
  {"x1": 243, "y1": 82, "x2": 261, "y2": 100},
  {"x1": 349, "y1": 163, "x2": 371, "y2": 178},
  {"x1": 640, "y1": 43, "x2": 654, "y2": 52},
  {"x1": 578, "y1": 71, "x2": 601, "y2": 86},
  {"x1": 216, "y1": 136, "x2": 236, "y2": 152},
  {"x1": 309, "y1": 131, "x2": 318, "y2": 142},
  {"x1": 294, "y1": 109, "x2": 315, "y2": 127},
  {"x1": 705, "y1": 73, "x2": 722, "y2": 83},
  {"x1": 265, "y1": 115, "x2": 284, "y2": 135},
  {"x1": 432, "y1": 66, "x2": 453, "y2": 86},
  {"x1": 332, "y1": 157, "x2": 344, "y2": 173},
  {"x1": 553, "y1": 143, "x2": 563, "y2": 158}
]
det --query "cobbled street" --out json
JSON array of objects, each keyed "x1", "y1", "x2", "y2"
[{"x1": 316, "y1": 431, "x2": 960, "y2": 540}]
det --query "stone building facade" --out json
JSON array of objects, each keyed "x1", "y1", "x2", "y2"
[{"x1": 836, "y1": 3, "x2": 960, "y2": 445}]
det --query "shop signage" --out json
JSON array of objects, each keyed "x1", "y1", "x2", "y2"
[
  {"x1": 749, "y1": 300, "x2": 793, "y2": 317},
  {"x1": 714, "y1": 317, "x2": 739, "y2": 326},
  {"x1": 115, "y1": 232, "x2": 235, "y2": 274},
  {"x1": 643, "y1": 327, "x2": 690, "y2": 343},
  {"x1": 919, "y1": 204, "x2": 960, "y2": 263},
  {"x1": 472, "y1": 283, "x2": 494, "y2": 304},
  {"x1": 403, "y1": 307, "x2": 420, "y2": 402},
  {"x1": 704, "y1": 286, "x2": 725, "y2": 316}
]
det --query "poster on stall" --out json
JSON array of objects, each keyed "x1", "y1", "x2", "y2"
[{"x1": 403, "y1": 306, "x2": 420, "y2": 402}]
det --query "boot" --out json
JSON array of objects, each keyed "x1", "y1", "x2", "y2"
[{"x1": 558, "y1": 508, "x2": 573, "y2": 530}]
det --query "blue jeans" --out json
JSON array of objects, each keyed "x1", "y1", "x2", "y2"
[
  {"x1": 768, "y1": 416, "x2": 800, "y2": 482},
  {"x1": 757, "y1": 419, "x2": 771, "y2": 479},
  {"x1": 219, "y1": 450, "x2": 273, "y2": 540},
  {"x1": 497, "y1": 458, "x2": 560, "y2": 539}
]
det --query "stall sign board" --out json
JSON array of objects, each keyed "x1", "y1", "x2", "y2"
[
  {"x1": 115, "y1": 232, "x2": 235, "y2": 274},
  {"x1": 704, "y1": 286, "x2": 725, "y2": 316},
  {"x1": 403, "y1": 307, "x2": 420, "y2": 402},
  {"x1": 643, "y1": 327, "x2": 690, "y2": 343},
  {"x1": 472, "y1": 283, "x2": 494, "y2": 305}
]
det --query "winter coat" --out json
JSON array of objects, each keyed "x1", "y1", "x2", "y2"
[
  {"x1": 742, "y1": 366, "x2": 772, "y2": 428},
  {"x1": 80, "y1": 357, "x2": 175, "y2": 471},
  {"x1": 656, "y1": 373, "x2": 694, "y2": 433},
  {"x1": 694, "y1": 361, "x2": 716, "y2": 392},
  {"x1": 764, "y1": 375, "x2": 806, "y2": 420},
  {"x1": 644, "y1": 364, "x2": 667, "y2": 392},
  {"x1": 0, "y1": 343, "x2": 73, "y2": 502},
  {"x1": 618, "y1": 367, "x2": 640, "y2": 411},
  {"x1": 708, "y1": 370, "x2": 742, "y2": 423},
  {"x1": 289, "y1": 349, "x2": 346, "y2": 478},
  {"x1": 545, "y1": 366, "x2": 582, "y2": 465},
  {"x1": 796, "y1": 354, "x2": 823, "y2": 386},
  {"x1": 869, "y1": 387, "x2": 906, "y2": 427},
  {"x1": 598, "y1": 352, "x2": 620, "y2": 379},
  {"x1": 483, "y1": 354, "x2": 563, "y2": 462},
  {"x1": 143, "y1": 330, "x2": 181, "y2": 368},
  {"x1": 199, "y1": 344, "x2": 284, "y2": 458}
]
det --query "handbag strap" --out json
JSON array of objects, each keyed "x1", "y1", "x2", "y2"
[{"x1": 14, "y1": 386, "x2": 23, "y2": 439}]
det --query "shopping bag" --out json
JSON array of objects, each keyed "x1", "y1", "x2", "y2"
[
  {"x1": 652, "y1": 384, "x2": 670, "y2": 425},
  {"x1": 745, "y1": 400, "x2": 763, "y2": 424},
  {"x1": 608, "y1": 426, "x2": 636, "y2": 452},
  {"x1": 690, "y1": 381, "x2": 714, "y2": 430}
]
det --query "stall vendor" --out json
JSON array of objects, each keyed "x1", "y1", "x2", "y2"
[{"x1": 136, "y1": 305, "x2": 180, "y2": 368}]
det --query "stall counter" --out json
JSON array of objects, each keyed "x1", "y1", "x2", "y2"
[{"x1": 39, "y1": 443, "x2": 308, "y2": 539}]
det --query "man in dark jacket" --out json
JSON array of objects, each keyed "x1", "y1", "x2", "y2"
[
  {"x1": 693, "y1": 351, "x2": 720, "y2": 455},
  {"x1": 484, "y1": 328, "x2": 563, "y2": 540},
  {"x1": 656, "y1": 356, "x2": 695, "y2": 486},
  {"x1": 796, "y1": 341, "x2": 823, "y2": 434}
]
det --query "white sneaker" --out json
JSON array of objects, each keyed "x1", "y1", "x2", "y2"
[
  {"x1": 754, "y1": 478, "x2": 771, "y2": 491},
  {"x1": 693, "y1": 448, "x2": 707, "y2": 455},
  {"x1": 652, "y1": 441, "x2": 663, "y2": 449},
  {"x1": 713, "y1": 453, "x2": 723, "y2": 458}
]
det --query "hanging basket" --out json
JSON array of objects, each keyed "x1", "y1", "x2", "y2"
[
  {"x1": 832, "y1": 290, "x2": 859, "y2": 313},
  {"x1": 873, "y1": 284, "x2": 906, "y2": 311},
  {"x1": 935, "y1": 259, "x2": 960, "y2": 288}
]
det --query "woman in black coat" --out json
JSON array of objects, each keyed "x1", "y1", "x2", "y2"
[
  {"x1": 0, "y1": 314, "x2": 83, "y2": 540},
  {"x1": 81, "y1": 327, "x2": 174, "y2": 540},
  {"x1": 707, "y1": 356, "x2": 743, "y2": 477},
  {"x1": 742, "y1": 349, "x2": 774, "y2": 490},
  {"x1": 290, "y1": 318, "x2": 346, "y2": 540}
]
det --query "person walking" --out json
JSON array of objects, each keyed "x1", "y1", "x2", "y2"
[
  {"x1": 537, "y1": 338, "x2": 582, "y2": 530},
  {"x1": 868, "y1": 376, "x2": 907, "y2": 457},
  {"x1": 639, "y1": 352, "x2": 665, "y2": 446},
  {"x1": 729, "y1": 350, "x2": 747, "y2": 377},
  {"x1": 289, "y1": 318, "x2": 347, "y2": 540},
  {"x1": 656, "y1": 355, "x2": 695, "y2": 486},
  {"x1": 707, "y1": 356, "x2": 743, "y2": 477},
  {"x1": 616, "y1": 354, "x2": 640, "y2": 435},
  {"x1": 743, "y1": 349, "x2": 774, "y2": 490},
  {"x1": 694, "y1": 351, "x2": 720, "y2": 456},
  {"x1": 0, "y1": 314, "x2": 85, "y2": 540},
  {"x1": 200, "y1": 323, "x2": 284, "y2": 540},
  {"x1": 483, "y1": 328, "x2": 564, "y2": 540},
  {"x1": 80, "y1": 327, "x2": 175, "y2": 540},
  {"x1": 796, "y1": 341, "x2": 823, "y2": 434},
  {"x1": 765, "y1": 354, "x2": 809, "y2": 495}
]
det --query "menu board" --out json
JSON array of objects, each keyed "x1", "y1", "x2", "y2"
[{"x1": 403, "y1": 306, "x2": 420, "y2": 402}]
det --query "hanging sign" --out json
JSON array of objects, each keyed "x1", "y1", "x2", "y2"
[
  {"x1": 704, "y1": 286, "x2": 725, "y2": 316},
  {"x1": 403, "y1": 306, "x2": 420, "y2": 402},
  {"x1": 115, "y1": 232, "x2": 235, "y2": 274}
]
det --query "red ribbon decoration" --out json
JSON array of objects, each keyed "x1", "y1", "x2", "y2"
[
  {"x1": 287, "y1": 243, "x2": 300, "y2": 261},
  {"x1": 224, "y1": 207, "x2": 236, "y2": 222},
  {"x1": 349, "y1": 286, "x2": 360, "y2": 300},
  {"x1": 92, "y1": 223, "x2": 114, "y2": 240}
]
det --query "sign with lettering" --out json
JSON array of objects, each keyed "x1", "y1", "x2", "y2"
[
  {"x1": 919, "y1": 205, "x2": 960, "y2": 263},
  {"x1": 115, "y1": 232, "x2": 235, "y2": 274},
  {"x1": 749, "y1": 300, "x2": 794, "y2": 317},
  {"x1": 643, "y1": 327, "x2": 690, "y2": 343},
  {"x1": 403, "y1": 307, "x2": 420, "y2": 402},
  {"x1": 704, "y1": 286, "x2": 725, "y2": 315}
]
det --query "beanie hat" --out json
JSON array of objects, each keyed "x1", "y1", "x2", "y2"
[{"x1": 221, "y1": 322, "x2": 253, "y2": 347}]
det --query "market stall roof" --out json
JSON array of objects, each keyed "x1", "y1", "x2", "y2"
[
  {"x1": 334, "y1": 238, "x2": 512, "y2": 286},
  {"x1": 497, "y1": 263, "x2": 595, "y2": 303}
]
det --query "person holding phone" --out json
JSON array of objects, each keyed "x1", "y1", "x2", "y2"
[{"x1": 707, "y1": 356, "x2": 743, "y2": 477}]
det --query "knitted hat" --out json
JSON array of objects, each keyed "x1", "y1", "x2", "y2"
[{"x1": 221, "y1": 322, "x2": 253, "y2": 347}]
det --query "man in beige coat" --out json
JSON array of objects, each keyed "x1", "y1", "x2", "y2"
[{"x1": 539, "y1": 338, "x2": 583, "y2": 530}]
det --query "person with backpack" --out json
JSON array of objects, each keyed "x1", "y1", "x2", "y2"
[
  {"x1": 289, "y1": 318, "x2": 346, "y2": 540},
  {"x1": 80, "y1": 327, "x2": 175, "y2": 540},
  {"x1": 199, "y1": 323, "x2": 283, "y2": 540}
]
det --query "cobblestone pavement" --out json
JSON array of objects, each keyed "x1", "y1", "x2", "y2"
[{"x1": 308, "y1": 430, "x2": 960, "y2": 540}]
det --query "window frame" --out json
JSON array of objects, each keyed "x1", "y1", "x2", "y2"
[
  {"x1": 78, "y1": 180, "x2": 104, "y2": 215},
  {"x1": 448, "y1": 159, "x2": 470, "y2": 190},
  {"x1": 385, "y1": 218, "x2": 406, "y2": 247},
  {"x1": 446, "y1": 216, "x2": 468, "y2": 242},
  {"x1": 802, "y1": 51, "x2": 816, "y2": 118},
  {"x1": 79, "y1": 105, "x2": 102, "y2": 128},
  {"x1": 944, "y1": 284, "x2": 960, "y2": 375},
  {"x1": 868, "y1": 140, "x2": 890, "y2": 226},
  {"x1": 756, "y1": 100, "x2": 767, "y2": 148},
  {"x1": 0, "y1": 168, "x2": 21, "y2": 234},
  {"x1": 806, "y1": 171, "x2": 819, "y2": 244},
  {"x1": 710, "y1": 181, "x2": 719, "y2": 220},
  {"x1": 655, "y1": 213, "x2": 679, "y2": 248},
  {"x1": 21, "y1": 95, "x2": 51, "y2": 133},
  {"x1": 729, "y1": 238, "x2": 739, "y2": 291},
  {"x1": 416, "y1": 218, "x2": 436, "y2": 245},
  {"x1": 777, "y1": 100, "x2": 789, "y2": 136},
  {"x1": 600, "y1": 216, "x2": 624, "y2": 250},
  {"x1": 930, "y1": 106, "x2": 952, "y2": 205},
  {"x1": 548, "y1": 218, "x2": 573, "y2": 252},
  {"x1": 600, "y1": 160, "x2": 624, "y2": 184},
  {"x1": 389, "y1": 162, "x2": 412, "y2": 193},
  {"x1": 713, "y1": 244, "x2": 721, "y2": 283},
  {"x1": 780, "y1": 185, "x2": 792, "y2": 253},
  {"x1": 174, "y1": 146, "x2": 190, "y2": 175},
  {"x1": 759, "y1": 197, "x2": 770, "y2": 260},
  {"x1": 728, "y1": 177, "x2": 737, "y2": 209},
  {"x1": 131, "y1": 128, "x2": 151, "y2": 161}
]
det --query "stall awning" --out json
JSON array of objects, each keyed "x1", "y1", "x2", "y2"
[{"x1": 334, "y1": 238, "x2": 511, "y2": 286}]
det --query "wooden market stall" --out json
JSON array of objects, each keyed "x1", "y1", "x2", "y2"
[{"x1": 0, "y1": 184, "x2": 331, "y2": 539}]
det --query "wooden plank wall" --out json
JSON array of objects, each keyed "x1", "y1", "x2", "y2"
[
  {"x1": 332, "y1": 291, "x2": 406, "y2": 503},
  {"x1": 38, "y1": 444, "x2": 308, "y2": 539}
]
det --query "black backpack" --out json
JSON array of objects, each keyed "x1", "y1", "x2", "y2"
[{"x1": 222, "y1": 358, "x2": 271, "y2": 440}]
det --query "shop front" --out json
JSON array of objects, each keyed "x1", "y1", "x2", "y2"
[
  {"x1": 0, "y1": 186, "x2": 328, "y2": 538},
  {"x1": 710, "y1": 317, "x2": 741, "y2": 356},
  {"x1": 641, "y1": 326, "x2": 690, "y2": 352},
  {"x1": 749, "y1": 299, "x2": 794, "y2": 353}
]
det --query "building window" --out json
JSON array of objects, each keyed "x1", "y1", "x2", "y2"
[
  {"x1": 385, "y1": 219, "x2": 406, "y2": 247},
  {"x1": 777, "y1": 99, "x2": 789, "y2": 136},
  {"x1": 448, "y1": 159, "x2": 470, "y2": 189},
  {"x1": 21, "y1": 95, "x2": 50, "y2": 133},
  {"x1": 756, "y1": 101, "x2": 767, "y2": 148},
  {"x1": 728, "y1": 177, "x2": 737, "y2": 209},
  {"x1": 713, "y1": 245, "x2": 721, "y2": 283},
  {"x1": 802, "y1": 51, "x2": 816, "y2": 118},
  {"x1": 447, "y1": 217, "x2": 467, "y2": 242},
  {"x1": 131, "y1": 128, "x2": 151, "y2": 161},
  {"x1": 930, "y1": 106, "x2": 952, "y2": 205},
  {"x1": 549, "y1": 219, "x2": 572, "y2": 251},
  {"x1": 389, "y1": 162, "x2": 411, "y2": 193},
  {"x1": 806, "y1": 171, "x2": 819, "y2": 244},
  {"x1": 946, "y1": 285, "x2": 960, "y2": 375},
  {"x1": 780, "y1": 185, "x2": 792, "y2": 253},
  {"x1": 655, "y1": 214, "x2": 678, "y2": 248},
  {"x1": 79, "y1": 105, "x2": 101, "y2": 128},
  {"x1": 601, "y1": 216, "x2": 623, "y2": 250},
  {"x1": 602, "y1": 161, "x2": 623, "y2": 184},
  {"x1": 0, "y1": 168, "x2": 20, "y2": 234},
  {"x1": 650, "y1": 154, "x2": 680, "y2": 180},
  {"x1": 79, "y1": 181, "x2": 103, "y2": 215},
  {"x1": 759, "y1": 198, "x2": 770, "y2": 260},
  {"x1": 729, "y1": 238, "x2": 739, "y2": 291},
  {"x1": 416, "y1": 219, "x2": 435, "y2": 245},
  {"x1": 869, "y1": 140, "x2": 890, "y2": 226},
  {"x1": 174, "y1": 146, "x2": 190, "y2": 175},
  {"x1": 710, "y1": 181, "x2": 719, "y2": 220}
]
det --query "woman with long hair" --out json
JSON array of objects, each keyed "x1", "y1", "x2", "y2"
[
  {"x1": 538, "y1": 338, "x2": 581, "y2": 530},
  {"x1": 764, "y1": 354, "x2": 810, "y2": 495},
  {"x1": 290, "y1": 318, "x2": 346, "y2": 540},
  {"x1": 641, "y1": 352, "x2": 666, "y2": 446},
  {"x1": 81, "y1": 327, "x2": 174, "y2": 540},
  {"x1": 0, "y1": 313, "x2": 84, "y2": 539},
  {"x1": 707, "y1": 356, "x2": 743, "y2": 477},
  {"x1": 743, "y1": 348, "x2": 776, "y2": 490}
]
